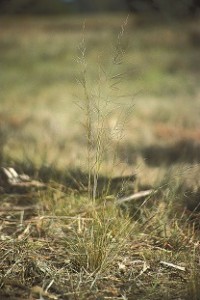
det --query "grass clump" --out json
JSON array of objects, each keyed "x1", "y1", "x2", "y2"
[{"x1": 66, "y1": 206, "x2": 132, "y2": 274}]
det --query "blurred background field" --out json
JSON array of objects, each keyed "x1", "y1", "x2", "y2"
[{"x1": 0, "y1": 11, "x2": 200, "y2": 182}]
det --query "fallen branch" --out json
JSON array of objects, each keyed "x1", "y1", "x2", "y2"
[
  {"x1": 0, "y1": 205, "x2": 39, "y2": 211},
  {"x1": 160, "y1": 261, "x2": 186, "y2": 271},
  {"x1": 116, "y1": 189, "x2": 154, "y2": 204},
  {"x1": 35, "y1": 215, "x2": 93, "y2": 221},
  {"x1": 0, "y1": 167, "x2": 46, "y2": 193}
]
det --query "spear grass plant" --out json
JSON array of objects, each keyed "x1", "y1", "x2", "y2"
[
  {"x1": 65, "y1": 18, "x2": 133, "y2": 275},
  {"x1": 76, "y1": 17, "x2": 132, "y2": 202}
]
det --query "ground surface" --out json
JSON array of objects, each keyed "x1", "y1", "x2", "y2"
[{"x1": 0, "y1": 14, "x2": 200, "y2": 299}]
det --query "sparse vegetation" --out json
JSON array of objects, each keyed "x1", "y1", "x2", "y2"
[{"x1": 0, "y1": 14, "x2": 200, "y2": 300}]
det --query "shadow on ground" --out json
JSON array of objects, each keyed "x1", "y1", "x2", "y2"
[
  {"x1": 142, "y1": 139, "x2": 200, "y2": 166},
  {"x1": 118, "y1": 139, "x2": 200, "y2": 166},
  {"x1": 0, "y1": 159, "x2": 138, "y2": 198}
]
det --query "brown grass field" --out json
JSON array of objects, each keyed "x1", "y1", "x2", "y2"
[{"x1": 0, "y1": 14, "x2": 200, "y2": 300}]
